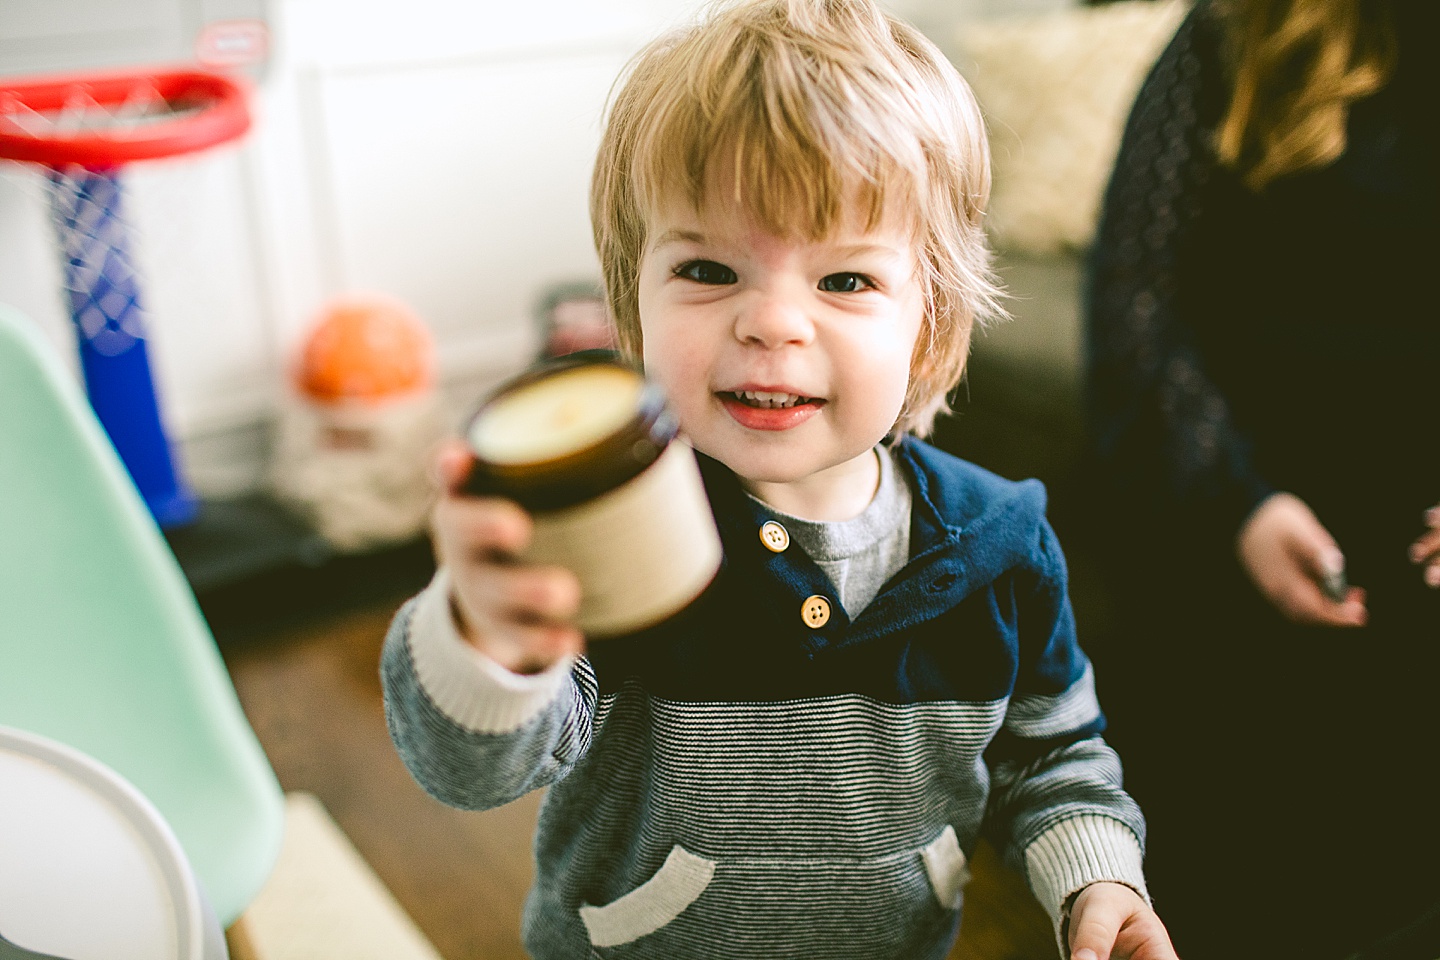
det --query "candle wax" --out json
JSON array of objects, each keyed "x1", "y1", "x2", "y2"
[{"x1": 470, "y1": 364, "x2": 644, "y2": 465}]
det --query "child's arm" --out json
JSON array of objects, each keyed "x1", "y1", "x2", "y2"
[
  {"x1": 378, "y1": 441, "x2": 597, "y2": 811},
  {"x1": 983, "y1": 520, "x2": 1175, "y2": 958}
]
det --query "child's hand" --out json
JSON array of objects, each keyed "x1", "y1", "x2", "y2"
[
  {"x1": 1236, "y1": 492, "x2": 1367, "y2": 627},
  {"x1": 1066, "y1": 882, "x2": 1178, "y2": 960},
  {"x1": 1409, "y1": 503, "x2": 1440, "y2": 590},
  {"x1": 430, "y1": 440, "x2": 584, "y2": 675}
]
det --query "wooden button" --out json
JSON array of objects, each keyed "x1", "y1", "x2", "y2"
[
  {"x1": 759, "y1": 520, "x2": 790, "y2": 553},
  {"x1": 801, "y1": 595, "x2": 831, "y2": 629}
]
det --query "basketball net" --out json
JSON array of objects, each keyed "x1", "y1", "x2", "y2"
[{"x1": 0, "y1": 69, "x2": 250, "y2": 528}]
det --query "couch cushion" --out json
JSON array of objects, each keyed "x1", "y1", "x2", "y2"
[{"x1": 941, "y1": 0, "x2": 1189, "y2": 254}]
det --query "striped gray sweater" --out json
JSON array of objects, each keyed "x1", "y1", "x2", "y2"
[{"x1": 382, "y1": 439, "x2": 1148, "y2": 959}]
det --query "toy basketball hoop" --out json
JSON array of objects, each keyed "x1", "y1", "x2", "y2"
[{"x1": 0, "y1": 68, "x2": 251, "y2": 527}]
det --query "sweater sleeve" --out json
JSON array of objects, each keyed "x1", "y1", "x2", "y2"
[
  {"x1": 1085, "y1": 1, "x2": 1274, "y2": 535},
  {"x1": 379, "y1": 569, "x2": 598, "y2": 811},
  {"x1": 981, "y1": 520, "x2": 1149, "y2": 938}
]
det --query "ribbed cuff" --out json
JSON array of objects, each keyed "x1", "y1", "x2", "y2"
[
  {"x1": 1024, "y1": 814, "x2": 1149, "y2": 941},
  {"x1": 407, "y1": 568, "x2": 573, "y2": 734}
]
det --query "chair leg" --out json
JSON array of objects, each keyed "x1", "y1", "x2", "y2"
[{"x1": 225, "y1": 915, "x2": 262, "y2": 960}]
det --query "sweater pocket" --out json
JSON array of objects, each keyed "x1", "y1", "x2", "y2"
[
  {"x1": 578, "y1": 826, "x2": 968, "y2": 958},
  {"x1": 579, "y1": 845, "x2": 717, "y2": 949},
  {"x1": 920, "y1": 825, "x2": 970, "y2": 910}
]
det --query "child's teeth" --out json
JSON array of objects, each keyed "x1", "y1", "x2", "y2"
[{"x1": 738, "y1": 390, "x2": 804, "y2": 408}]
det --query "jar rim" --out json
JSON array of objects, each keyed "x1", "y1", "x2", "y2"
[{"x1": 461, "y1": 350, "x2": 678, "y2": 512}]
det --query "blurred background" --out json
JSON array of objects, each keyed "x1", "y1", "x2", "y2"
[
  {"x1": 0, "y1": 0, "x2": 1178, "y2": 545},
  {"x1": 0, "y1": 1, "x2": 1186, "y2": 957}
]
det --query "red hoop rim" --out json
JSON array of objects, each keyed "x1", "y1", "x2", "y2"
[{"x1": 0, "y1": 67, "x2": 251, "y2": 169}]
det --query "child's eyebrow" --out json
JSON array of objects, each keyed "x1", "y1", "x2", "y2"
[
  {"x1": 826, "y1": 242, "x2": 905, "y2": 259},
  {"x1": 651, "y1": 229, "x2": 708, "y2": 248},
  {"x1": 651, "y1": 231, "x2": 902, "y2": 259}
]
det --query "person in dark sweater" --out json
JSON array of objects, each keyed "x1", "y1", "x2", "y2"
[{"x1": 1083, "y1": 0, "x2": 1438, "y2": 957}]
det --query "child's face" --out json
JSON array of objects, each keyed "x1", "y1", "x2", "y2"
[{"x1": 636, "y1": 190, "x2": 924, "y2": 493}]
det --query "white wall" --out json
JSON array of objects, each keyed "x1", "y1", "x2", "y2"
[{"x1": 0, "y1": 0, "x2": 1072, "y2": 497}]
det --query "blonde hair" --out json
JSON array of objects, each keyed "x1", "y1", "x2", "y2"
[
  {"x1": 591, "y1": 0, "x2": 1003, "y2": 437},
  {"x1": 1216, "y1": 0, "x2": 1395, "y2": 190}
]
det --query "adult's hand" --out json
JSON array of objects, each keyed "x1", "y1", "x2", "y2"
[
  {"x1": 1236, "y1": 492, "x2": 1367, "y2": 627},
  {"x1": 1410, "y1": 503, "x2": 1440, "y2": 589}
]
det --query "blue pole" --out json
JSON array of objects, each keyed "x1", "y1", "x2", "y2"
[{"x1": 47, "y1": 166, "x2": 198, "y2": 528}]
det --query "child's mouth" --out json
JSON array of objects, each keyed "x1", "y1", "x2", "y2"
[
  {"x1": 729, "y1": 390, "x2": 814, "y2": 409},
  {"x1": 719, "y1": 390, "x2": 825, "y2": 431}
]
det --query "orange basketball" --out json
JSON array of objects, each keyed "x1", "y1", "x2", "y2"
[{"x1": 296, "y1": 293, "x2": 434, "y2": 402}]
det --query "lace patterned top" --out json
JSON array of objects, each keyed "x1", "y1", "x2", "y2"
[{"x1": 1084, "y1": 0, "x2": 1438, "y2": 606}]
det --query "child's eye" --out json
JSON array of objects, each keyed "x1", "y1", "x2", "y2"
[
  {"x1": 675, "y1": 260, "x2": 737, "y2": 285},
  {"x1": 818, "y1": 272, "x2": 874, "y2": 293}
]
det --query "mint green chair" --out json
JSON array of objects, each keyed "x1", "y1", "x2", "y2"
[{"x1": 0, "y1": 303, "x2": 285, "y2": 928}]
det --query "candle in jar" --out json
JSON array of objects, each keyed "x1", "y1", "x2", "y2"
[
  {"x1": 469, "y1": 364, "x2": 644, "y2": 466},
  {"x1": 463, "y1": 353, "x2": 720, "y2": 637}
]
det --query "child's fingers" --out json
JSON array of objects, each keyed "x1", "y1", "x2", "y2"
[
  {"x1": 452, "y1": 563, "x2": 583, "y2": 673},
  {"x1": 1068, "y1": 884, "x2": 1178, "y2": 960},
  {"x1": 1111, "y1": 918, "x2": 1182, "y2": 960},
  {"x1": 432, "y1": 438, "x2": 476, "y2": 493},
  {"x1": 1070, "y1": 913, "x2": 1174, "y2": 960},
  {"x1": 488, "y1": 620, "x2": 585, "y2": 676},
  {"x1": 1068, "y1": 913, "x2": 1119, "y2": 960},
  {"x1": 461, "y1": 614, "x2": 583, "y2": 676},
  {"x1": 452, "y1": 558, "x2": 580, "y2": 637},
  {"x1": 490, "y1": 563, "x2": 583, "y2": 625},
  {"x1": 1068, "y1": 883, "x2": 1124, "y2": 960},
  {"x1": 433, "y1": 493, "x2": 533, "y2": 566}
]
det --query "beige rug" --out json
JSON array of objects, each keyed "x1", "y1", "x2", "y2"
[{"x1": 230, "y1": 792, "x2": 444, "y2": 960}]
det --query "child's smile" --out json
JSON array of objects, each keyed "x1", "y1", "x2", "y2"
[
  {"x1": 636, "y1": 192, "x2": 925, "y2": 520},
  {"x1": 719, "y1": 387, "x2": 824, "y2": 431}
]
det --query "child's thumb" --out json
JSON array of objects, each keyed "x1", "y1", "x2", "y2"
[{"x1": 1068, "y1": 910, "x2": 1118, "y2": 960}]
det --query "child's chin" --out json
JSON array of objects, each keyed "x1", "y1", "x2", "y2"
[
  {"x1": 720, "y1": 445, "x2": 854, "y2": 485},
  {"x1": 712, "y1": 447, "x2": 811, "y2": 483}
]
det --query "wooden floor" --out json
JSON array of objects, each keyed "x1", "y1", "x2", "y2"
[{"x1": 209, "y1": 539, "x2": 1059, "y2": 960}]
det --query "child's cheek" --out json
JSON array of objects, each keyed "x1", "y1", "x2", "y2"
[{"x1": 639, "y1": 337, "x2": 689, "y2": 409}]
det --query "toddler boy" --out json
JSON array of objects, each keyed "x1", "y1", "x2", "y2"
[{"x1": 382, "y1": 1, "x2": 1177, "y2": 957}]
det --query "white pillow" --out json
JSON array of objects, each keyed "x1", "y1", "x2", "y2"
[{"x1": 943, "y1": 0, "x2": 1190, "y2": 254}]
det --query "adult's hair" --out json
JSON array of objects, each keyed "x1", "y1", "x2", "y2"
[
  {"x1": 1215, "y1": 0, "x2": 1396, "y2": 190},
  {"x1": 590, "y1": 0, "x2": 1004, "y2": 437}
]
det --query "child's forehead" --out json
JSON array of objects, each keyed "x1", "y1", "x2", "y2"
[{"x1": 642, "y1": 171, "x2": 922, "y2": 248}]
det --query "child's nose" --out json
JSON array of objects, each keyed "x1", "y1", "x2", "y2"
[{"x1": 733, "y1": 290, "x2": 813, "y2": 348}]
